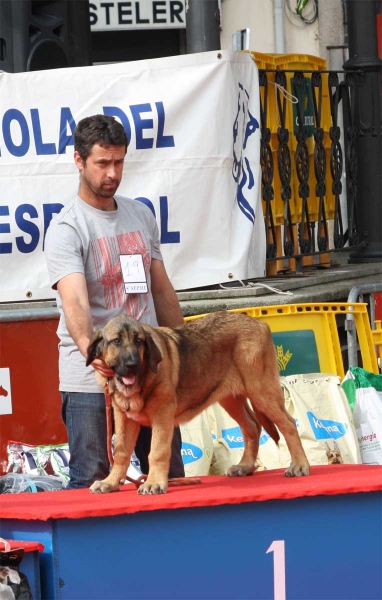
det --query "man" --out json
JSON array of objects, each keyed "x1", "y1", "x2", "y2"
[{"x1": 45, "y1": 114, "x2": 185, "y2": 489}]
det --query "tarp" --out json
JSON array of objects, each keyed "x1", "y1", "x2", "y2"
[{"x1": 0, "y1": 50, "x2": 265, "y2": 302}]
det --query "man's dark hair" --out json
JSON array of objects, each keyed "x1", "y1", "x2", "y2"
[{"x1": 74, "y1": 114, "x2": 128, "y2": 161}]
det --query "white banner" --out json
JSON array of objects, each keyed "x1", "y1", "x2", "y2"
[{"x1": 0, "y1": 50, "x2": 265, "y2": 302}]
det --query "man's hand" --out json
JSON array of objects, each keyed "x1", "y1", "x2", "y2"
[{"x1": 92, "y1": 359, "x2": 115, "y2": 379}]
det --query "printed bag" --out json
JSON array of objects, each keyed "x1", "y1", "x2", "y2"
[
  {"x1": 6, "y1": 440, "x2": 70, "y2": 484},
  {"x1": 206, "y1": 404, "x2": 278, "y2": 473},
  {"x1": 180, "y1": 412, "x2": 214, "y2": 476},
  {"x1": 341, "y1": 367, "x2": 382, "y2": 465},
  {"x1": 279, "y1": 374, "x2": 361, "y2": 467}
]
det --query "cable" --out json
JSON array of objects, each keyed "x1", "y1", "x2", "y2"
[
  {"x1": 300, "y1": 0, "x2": 318, "y2": 25},
  {"x1": 285, "y1": 0, "x2": 318, "y2": 27},
  {"x1": 285, "y1": 0, "x2": 306, "y2": 28},
  {"x1": 219, "y1": 278, "x2": 294, "y2": 295}
]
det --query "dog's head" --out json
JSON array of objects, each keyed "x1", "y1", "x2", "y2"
[
  {"x1": 325, "y1": 441, "x2": 343, "y2": 464},
  {"x1": 86, "y1": 315, "x2": 163, "y2": 396}
]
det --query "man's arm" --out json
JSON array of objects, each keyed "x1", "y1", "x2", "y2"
[
  {"x1": 150, "y1": 258, "x2": 184, "y2": 327},
  {"x1": 57, "y1": 273, "x2": 93, "y2": 356},
  {"x1": 57, "y1": 272, "x2": 113, "y2": 377}
]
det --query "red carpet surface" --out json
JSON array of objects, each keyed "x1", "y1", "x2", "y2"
[{"x1": 1, "y1": 465, "x2": 381, "y2": 521}]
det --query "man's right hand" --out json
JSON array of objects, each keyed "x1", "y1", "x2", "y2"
[{"x1": 92, "y1": 359, "x2": 115, "y2": 379}]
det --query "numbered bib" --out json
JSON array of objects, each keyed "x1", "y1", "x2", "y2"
[{"x1": 119, "y1": 254, "x2": 148, "y2": 294}]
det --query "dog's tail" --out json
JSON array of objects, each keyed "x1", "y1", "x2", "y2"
[
  {"x1": 257, "y1": 411, "x2": 280, "y2": 446},
  {"x1": 245, "y1": 402, "x2": 280, "y2": 446}
]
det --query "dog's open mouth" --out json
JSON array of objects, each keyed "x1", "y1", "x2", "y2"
[
  {"x1": 116, "y1": 373, "x2": 137, "y2": 387},
  {"x1": 121, "y1": 374, "x2": 136, "y2": 387}
]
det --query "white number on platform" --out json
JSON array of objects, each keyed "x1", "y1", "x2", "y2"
[{"x1": 266, "y1": 540, "x2": 286, "y2": 600}]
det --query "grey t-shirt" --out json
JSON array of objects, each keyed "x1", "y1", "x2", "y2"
[{"x1": 44, "y1": 195, "x2": 162, "y2": 393}]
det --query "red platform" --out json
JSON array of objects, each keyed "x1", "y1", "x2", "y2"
[{"x1": 1, "y1": 464, "x2": 381, "y2": 521}]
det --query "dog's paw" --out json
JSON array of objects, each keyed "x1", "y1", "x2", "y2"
[
  {"x1": 226, "y1": 464, "x2": 256, "y2": 477},
  {"x1": 90, "y1": 479, "x2": 121, "y2": 493},
  {"x1": 284, "y1": 463, "x2": 310, "y2": 477},
  {"x1": 137, "y1": 481, "x2": 168, "y2": 495}
]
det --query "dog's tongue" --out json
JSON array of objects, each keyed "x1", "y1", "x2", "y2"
[{"x1": 122, "y1": 375, "x2": 136, "y2": 386}]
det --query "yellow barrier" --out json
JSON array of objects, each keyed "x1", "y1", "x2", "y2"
[
  {"x1": 250, "y1": 52, "x2": 335, "y2": 227},
  {"x1": 275, "y1": 55, "x2": 333, "y2": 225},
  {"x1": 247, "y1": 51, "x2": 278, "y2": 135},
  {"x1": 274, "y1": 53, "x2": 329, "y2": 152},
  {"x1": 185, "y1": 303, "x2": 379, "y2": 378}
]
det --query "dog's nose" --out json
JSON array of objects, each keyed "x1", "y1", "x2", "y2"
[{"x1": 123, "y1": 359, "x2": 139, "y2": 373}]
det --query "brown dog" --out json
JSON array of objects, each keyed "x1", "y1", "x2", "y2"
[
  {"x1": 325, "y1": 441, "x2": 344, "y2": 464},
  {"x1": 86, "y1": 311, "x2": 310, "y2": 494}
]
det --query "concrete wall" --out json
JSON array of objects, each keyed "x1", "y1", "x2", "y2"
[
  {"x1": 220, "y1": 0, "x2": 277, "y2": 54},
  {"x1": 220, "y1": 0, "x2": 345, "y2": 67},
  {"x1": 317, "y1": 0, "x2": 346, "y2": 69}
]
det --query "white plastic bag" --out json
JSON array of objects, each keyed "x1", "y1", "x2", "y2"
[{"x1": 342, "y1": 367, "x2": 382, "y2": 465}]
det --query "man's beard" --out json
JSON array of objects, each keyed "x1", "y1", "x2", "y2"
[
  {"x1": 83, "y1": 172, "x2": 119, "y2": 198},
  {"x1": 95, "y1": 185, "x2": 118, "y2": 198}
]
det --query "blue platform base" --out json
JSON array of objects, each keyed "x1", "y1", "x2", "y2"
[{"x1": 2, "y1": 491, "x2": 381, "y2": 600}]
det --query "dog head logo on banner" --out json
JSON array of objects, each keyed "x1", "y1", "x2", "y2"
[{"x1": 232, "y1": 82, "x2": 259, "y2": 224}]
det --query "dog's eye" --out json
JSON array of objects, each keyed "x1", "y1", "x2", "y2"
[
  {"x1": 111, "y1": 338, "x2": 121, "y2": 345},
  {"x1": 136, "y1": 338, "x2": 143, "y2": 346}
]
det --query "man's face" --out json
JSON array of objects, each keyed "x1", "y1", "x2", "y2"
[{"x1": 74, "y1": 143, "x2": 126, "y2": 199}]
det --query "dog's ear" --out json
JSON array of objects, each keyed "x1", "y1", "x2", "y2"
[
  {"x1": 143, "y1": 328, "x2": 163, "y2": 373},
  {"x1": 325, "y1": 442, "x2": 330, "y2": 452},
  {"x1": 86, "y1": 329, "x2": 105, "y2": 367},
  {"x1": 333, "y1": 441, "x2": 340, "y2": 452}
]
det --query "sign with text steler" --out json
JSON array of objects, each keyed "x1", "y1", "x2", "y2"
[
  {"x1": 90, "y1": 0, "x2": 186, "y2": 30},
  {"x1": 0, "y1": 50, "x2": 265, "y2": 302}
]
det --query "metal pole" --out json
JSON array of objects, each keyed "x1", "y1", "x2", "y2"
[
  {"x1": 273, "y1": 0, "x2": 286, "y2": 54},
  {"x1": 346, "y1": 283, "x2": 382, "y2": 367},
  {"x1": 343, "y1": 0, "x2": 382, "y2": 263},
  {"x1": 185, "y1": 0, "x2": 221, "y2": 53}
]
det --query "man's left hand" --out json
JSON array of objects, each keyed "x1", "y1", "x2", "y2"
[{"x1": 92, "y1": 359, "x2": 115, "y2": 379}]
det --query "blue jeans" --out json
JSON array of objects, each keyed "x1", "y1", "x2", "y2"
[{"x1": 61, "y1": 392, "x2": 184, "y2": 489}]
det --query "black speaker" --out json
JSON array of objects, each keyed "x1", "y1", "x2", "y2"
[{"x1": 0, "y1": 0, "x2": 92, "y2": 73}]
